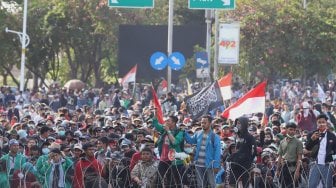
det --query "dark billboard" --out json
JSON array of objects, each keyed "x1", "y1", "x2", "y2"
[{"x1": 118, "y1": 25, "x2": 206, "y2": 82}]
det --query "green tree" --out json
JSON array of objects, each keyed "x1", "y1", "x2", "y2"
[{"x1": 224, "y1": 0, "x2": 335, "y2": 83}]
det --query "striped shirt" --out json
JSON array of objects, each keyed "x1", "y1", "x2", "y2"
[{"x1": 196, "y1": 133, "x2": 208, "y2": 167}]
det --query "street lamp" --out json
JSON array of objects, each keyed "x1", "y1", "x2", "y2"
[
  {"x1": 167, "y1": 0, "x2": 174, "y2": 92},
  {"x1": 5, "y1": 0, "x2": 29, "y2": 92}
]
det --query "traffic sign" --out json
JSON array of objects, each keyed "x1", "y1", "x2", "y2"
[
  {"x1": 150, "y1": 52, "x2": 168, "y2": 70},
  {"x1": 108, "y1": 0, "x2": 154, "y2": 8},
  {"x1": 168, "y1": 52, "x2": 185, "y2": 70},
  {"x1": 189, "y1": 0, "x2": 235, "y2": 9},
  {"x1": 195, "y1": 52, "x2": 208, "y2": 69},
  {"x1": 195, "y1": 52, "x2": 209, "y2": 78}
]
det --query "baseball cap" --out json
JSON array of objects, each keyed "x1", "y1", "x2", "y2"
[
  {"x1": 73, "y1": 144, "x2": 83, "y2": 152},
  {"x1": 9, "y1": 139, "x2": 19, "y2": 146}
]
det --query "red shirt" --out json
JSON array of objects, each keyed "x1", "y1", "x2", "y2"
[{"x1": 73, "y1": 156, "x2": 104, "y2": 188}]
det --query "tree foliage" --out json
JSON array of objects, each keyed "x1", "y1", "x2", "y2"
[
  {"x1": 224, "y1": 0, "x2": 335, "y2": 83},
  {"x1": 0, "y1": 0, "x2": 334, "y2": 89}
]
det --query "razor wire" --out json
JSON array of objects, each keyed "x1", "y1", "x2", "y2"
[{"x1": 3, "y1": 159, "x2": 336, "y2": 188}]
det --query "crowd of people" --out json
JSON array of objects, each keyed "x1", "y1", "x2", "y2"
[{"x1": 0, "y1": 79, "x2": 336, "y2": 188}]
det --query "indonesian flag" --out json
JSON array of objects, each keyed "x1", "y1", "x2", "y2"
[
  {"x1": 120, "y1": 64, "x2": 137, "y2": 85},
  {"x1": 151, "y1": 86, "x2": 164, "y2": 124},
  {"x1": 161, "y1": 79, "x2": 168, "y2": 92},
  {"x1": 217, "y1": 72, "x2": 232, "y2": 101},
  {"x1": 222, "y1": 81, "x2": 267, "y2": 120}
]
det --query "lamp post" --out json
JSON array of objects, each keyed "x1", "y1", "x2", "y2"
[
  {"x1": 205, "y1": 9, "x2": 214, "y2": 82},
  {"x1": 5, "y1": 0, "x2": 29, "y2": 92},
  {"x1": 167, "y1": 0, "x2": 174, "y2": 92}
]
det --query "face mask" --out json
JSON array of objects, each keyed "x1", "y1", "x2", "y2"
[
  {"x1": 42, "y1": 148, "x2": 50, "y2": 155},
  {"x1": 58, "y1": 131, "x2": 65, "y2": 136},
  {"x1": 184, "y1": 147, "x2": 193, "y2": 154},
  {"x1": 264, "y1": 140, "x2": 273, "y2": 145},
  {"x1": 272, "y1": 121, "x2": 280, "y2": 126}
]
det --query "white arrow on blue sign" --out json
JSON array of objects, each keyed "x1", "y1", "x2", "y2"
[
  {"x1": 168, "y1": 52, "x2": 185, "y2": 70},
  {"x1": 195, "y1": 52, "x2": 208, "y2": 68},
  {"x1": 150, "y1": 52, "x2": 168, "y2": 70}
]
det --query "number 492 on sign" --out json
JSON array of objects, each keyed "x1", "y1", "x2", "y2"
[{"x1": 219, "y1": 40, "x2": 236, "y2": 48}]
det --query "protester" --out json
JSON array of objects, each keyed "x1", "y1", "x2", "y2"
[
  {"x1": 131, "y1": 147, "x2": 159, "y2": 188},
  {"x1": 152, "y1": 114, "x2": 185, "y2": 187},
  {"x1": 276, "y1": 122, "x2": 303, "y2": 188},
  {"x1": 0, "y1": 138, "x2": 26, "y2": 186},
  {"x1": 306, "y1": 114, "x2": 336, "y2": 188},
  {"x1": 40, "y1": 148, "x2": 73, "y2": 188},
  {"x1": 228, "y1": 116, "x2": 257, "y2": 188},
  {"x1": 73, "y1": 143, "x2": 105, "y2": 188},
  {"x1": 0, "y1": 79, "x2": 336, "y2": 188},
  {"x1": 184, "y1": 115, "x2": 221, "y2": 188}
]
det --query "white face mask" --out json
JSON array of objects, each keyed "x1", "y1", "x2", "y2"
[
  {"x1": 184, "y1": 147, "x2": 193, "y2": 154},
  {"x1": 42, "y1": 148, "x2": 50, "y2": 155}
]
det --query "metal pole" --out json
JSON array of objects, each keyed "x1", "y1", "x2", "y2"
[
  {"x1": 20, "y1": 0, "x2": 28, "y2": 92},
  {"x1": 167, "y1": 0, "x2": 174, "y2": 92},
  {"x1": 213, "y1": 10, "x2": 219, "y2": 80},
  {"x1": 205, "y1": 10, "x2": 212, "y2": 82}
]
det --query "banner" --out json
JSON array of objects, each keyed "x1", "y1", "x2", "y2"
[
  {"x1": 151, "y1": 86, "x2": 164, "y2": 124},
  {"x1": 218, "y1": 72, "x2": 232, "y2": 100},
  {"x1": 222, "y1": 81, "x2": 266, "y2": 120},
  {"x1": 120, "y1": 64, "x2": 137, "y2": 85},
  {"x1": 185, "y1": 82, "x2": 223, "y2": 120},
  {"x1": 218, "y1": 23, "x2": 240, "y2": 64}
]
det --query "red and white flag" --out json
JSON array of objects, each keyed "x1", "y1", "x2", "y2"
[
  {"x1": 217, "y1": 72, "x2": 232, "y2": 101},
  {"x1": 160, "y1": 79, "x2": 168, "y2": 92},
  {"x1": 151, "y1": 86, "x2": 164, "y2": 124},
  {"x1": 222, "y1": 81, "x2": 267, "y2": 120},
  {"x1": 120, "y1": 65, "x2": 137, "y2": 85}
]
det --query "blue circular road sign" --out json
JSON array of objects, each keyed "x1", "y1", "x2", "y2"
[
  {"x1": 168, "y1": 52, "x2": 185, "y2": 70},
  {"x1": 150, "y1": 52, "x2": 168, "y2": 70}
]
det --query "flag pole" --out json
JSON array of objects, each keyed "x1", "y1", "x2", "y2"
[{"x1": 132, "y1": 64, "x2": 137, "y2": 100}]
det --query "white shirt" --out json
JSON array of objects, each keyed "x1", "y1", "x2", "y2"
[{"x1": 317, "y1": 132, "x2": 327, "y2": 165}]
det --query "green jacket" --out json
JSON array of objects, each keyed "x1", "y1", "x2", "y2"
[
  {"x1": 153, "y1": 118, "x2": 184, "y2": 165},
  {"x1": 36, "y1": 154, "x2": 49, "y2": 184},
  {"x1": 0, "y1": 152, "x2": 27, "y2": 187},
  {"x1": 39, "y1": 157, "x2": 73, "y2": 188}
]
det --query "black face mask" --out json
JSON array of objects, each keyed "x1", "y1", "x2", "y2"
[
  {"x1": 272, "y1": 121, "x2": 280, "y2": 126},
  {"x1": 264, "y1": 140, "x2": 273, "y2": 145}
]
